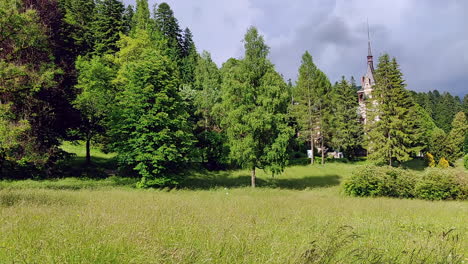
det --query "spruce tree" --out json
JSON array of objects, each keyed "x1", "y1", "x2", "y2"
[
  {"x1": 428, "y1": 127, "x2": 449, "y2": 162},
  {"x1": 366, "y1": 54, "x2": 418, "y2": 165},
  {"x1": 132, "y1": 0, "x2": 151, "y2": 32},
  {"x1": 180, "y1": 27, "x2": 198, "y2": 85},
  {"x1": 447, "y1": 112, "x2": 468, "y2": 161},
  {"x1": 122, "y1": 5, "x2": 134, "y2": 34},
  {"x1": 220, "y1": 27, "x2": 293, "y2": 187},
  {"x1": 153, "y1": 2, "x2": 183, "y2": 60},
  {"x1": 330, "y1": 76, "x2": 363, "y2": 159},
  {"x1": 62, "y1": 0, "x2": 96, "y2": 55},
  {"x1": 92, "y1": 0, "x2": 125, "y2": 55},
  {"x1": 110, "y1": 30, "x2": 193, "y2": 187}
]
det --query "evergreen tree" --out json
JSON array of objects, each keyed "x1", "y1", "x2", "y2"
[
  {"x1": 366, "y1": 54, "x2": 418, "y2": 165},
  {"x1": 428, "y1": 127, "x2": 449, "y2": 162},
  {"x1": 219, "y1": 27, "x2": 293, "y2": 187},
  {"x1": 463, "y1": 94, "x2": 468, "y2": 115},
  {"x1": 153, "y1": 2, "x2": 182, "y2": 60},
  {"x1": 61, "y1": 0, "x2": 95, "y2": 56},
  {"x1": 447, "y1": 112, "x2": 468, "y2": 161},
  {"x1": 122, "y1": 5, "x2": 134, "y2": 34},
  {"x1": 180, "y1": 27, "x2": 198, "y2": 84},
  {"x1": 330, "y1": 76, "x2": 363, "y2": 159},
  {"x1": 132, "y1": 0, "x2": 151, "y2": 32},
  {"x1": 110, "y1": 30, "x2": 193, "y2": 187},
  {"x1": 92, "y1": 0, "x2": 125, "y2": 55}
]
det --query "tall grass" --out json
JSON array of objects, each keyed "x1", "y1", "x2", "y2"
[{"x1": 0, "y1": 164, "x2": 466, "y2": 263}]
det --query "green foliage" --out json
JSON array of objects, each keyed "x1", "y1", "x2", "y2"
[
  {"x1": 92, "y1": 0, "x2": 125, "y2": 55},
  {"x1": 110, "y1": 31, "x2": 194, "y2": 187},
  {"x1": 437, "y1": 157, "x2": 450, "y2": 168},
  {"x1": 131, "y1": 0, "x2": 151, "y2": 32},
  {"x1": 428, "y1": 127, "x2": 449, "y2": 162},
  {"x1": 154, "y1": 2, "x2": 182, "y2": 61},
  {"x1": 0, "y1": 0, "x2": 62, "y2": 176},
  {"x1": 61, "y1": 0, "x2": 96, "y2": 55},
  {"x1": 343, "y1": 165, "x2": 415, "y2": 198},
  {"x1": 122, "y1": 5, "x2": 134, "y2": 34},
  {"x1": 289, "y1": 51, "x2": 332, "y2": 164},
  {"x1": 329, "y1": 77, "x2": 363, "y2": 158},
  {"x1": 414, "y1": 169, "x2": 467, "y2": 200},
  {"x1": 366, "y1": 55, "x2": 420, "y2": 166},
  {"x1": 72, "y1": 56, "x2": 116, "y2": 163},
  {"x1": 219, "y1": 27, "x2": 293, "y2": 183},
  {"x1": 192, "y1": 51, "x2": 227, "y2": 168},
  {"x1": 447, "y1": 112, "x2": 468, "y2": 161},
  {"x1": 412, "y1": 90, "x2": 464, "y2": 133},
  {"x1": 464, "y1": 154, "x2": 468, "y2": 169},
  {"x1": 345, "y1": 165, "x2": 467, "y2": 200}
]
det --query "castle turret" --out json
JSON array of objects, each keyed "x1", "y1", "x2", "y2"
[{"x1": 358, "y1": 22, "x2": 375, "y2": 124}]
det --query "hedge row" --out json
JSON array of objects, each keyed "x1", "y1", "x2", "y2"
[{"x1": 343, "y1": 166, "x2": 467, "y2": 200}]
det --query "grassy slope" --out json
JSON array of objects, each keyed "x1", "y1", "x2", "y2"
[{"x1": 0, "y1": 144, "x2": 467, "y2": 263}]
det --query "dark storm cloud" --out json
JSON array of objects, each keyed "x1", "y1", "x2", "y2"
[{"x1": 123, "y1": 0, "x2": 467, "y2": 96}]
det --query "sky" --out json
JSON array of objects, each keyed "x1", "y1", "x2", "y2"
[{"x1": 124, "y1": 0, "x2": 468, "y2": 97}]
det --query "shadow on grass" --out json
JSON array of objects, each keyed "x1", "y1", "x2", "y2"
[
  {"x1": 181, "y1": 171, "x2": 341, "y2": 190},
  {"x1": 401, "y1": 158, "x2": 426, "y2": 171}
]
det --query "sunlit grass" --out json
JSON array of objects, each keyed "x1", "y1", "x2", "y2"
[
  {"x1": 1, "y1": 161, "x2": 467, "y2": 263},
  {"x1": 0, "y1": 143, "x2": 466, "y2": 263}
]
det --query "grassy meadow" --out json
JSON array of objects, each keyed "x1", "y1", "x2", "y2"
[{"x1": 0, "y1": 143, "x2": 466, "y2": 263}]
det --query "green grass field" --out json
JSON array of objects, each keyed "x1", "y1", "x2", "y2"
[{"x1": 0, "y1": 143, "x2": 466, "y2": 263}]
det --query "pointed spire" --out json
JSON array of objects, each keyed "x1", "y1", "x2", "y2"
[{"x1": 367, "y1": 19, "x2": 372, "y2": 57}]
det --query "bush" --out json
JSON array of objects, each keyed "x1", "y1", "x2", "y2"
[
  {"x1": 414, "y1": 169, "x2": 467, "y2": 200},
  {"x1": 425, "y1": 153, "x2": 435, "y2": 168},
  {"x1": 344, "y1": 166, "x2": 467, "y2": 200},
  {"x1": 343, "y1": 166, "x2": 415, "y2": 198},
  {"x1": 464, "y1": 154, "x2": 468, "y2": 170},
  {"x1": 437, "y1": 158, "x2": 450, "y2": 168}
]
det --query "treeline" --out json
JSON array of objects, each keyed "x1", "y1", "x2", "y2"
[
  {"x1": 0, "y1": 0, "x2": 467, "y2": 187},
  {"x1": 411, "y1": 90, "x2": 467, "y2": 133}
]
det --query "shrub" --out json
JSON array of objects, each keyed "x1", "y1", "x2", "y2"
[
  {"x1": 344, "y1": 166, "x2": 467, "y2": 200},
  {"x1": 437, "y1": 158, "x2": 449, "y2": 168},
  {"x1": 464, "y1": 154, "x2": 468, "y2": 170},
  {"x1": 343, "y1": 166, "x2": 415, "y2": 198},
  {"x1": 414, "y1": 169, "x2": 467, "y2": 200},
  {"x1": 425, "y1": 153, "x2": 435, "y2": 168}
]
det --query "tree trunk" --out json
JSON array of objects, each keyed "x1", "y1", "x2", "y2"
[
  {"x1": 321, "y1": 137, "x2": 325, "y2": 165},
  {"x1": 388, "y1": 133, "x2": 392, "y2": 166},
  {"x1": 251, "y1": 167, "x2": 256, "y2": 188},
  {"x1": 310, "y1": 132, "x2": 314, "y2": 165},
  {"x1": 85, "y1": 139, "x2": 91, "y2": 166}
]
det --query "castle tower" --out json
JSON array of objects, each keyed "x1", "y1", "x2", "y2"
[{"x1": 357, "y1": 23, "x2": 375, "y2": 124}]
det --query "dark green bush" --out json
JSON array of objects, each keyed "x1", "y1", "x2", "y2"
[
  {"x1": 414, "y1": 169, "x2": 467, "y2": 200},
  {"x1": 343, "y1": 166, "x2": 415, "y2": 198}
]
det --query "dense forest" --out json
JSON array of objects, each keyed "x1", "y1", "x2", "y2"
[{"x1": 1, "y1": 0, "x2": 467, "y2": 187}]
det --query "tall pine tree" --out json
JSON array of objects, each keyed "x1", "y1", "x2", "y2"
[
  {"x1": 330, "y1": 76, "x2": 363, "y2": 159},
  {"x1": 366, "y1": 54, "x2": 418, "y2": 165},
  {"x1": 92, "y1": 0, "x2": 125, "y2": 55}
]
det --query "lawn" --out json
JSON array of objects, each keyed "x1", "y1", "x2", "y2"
[{"x1": 0, "y1": 144, "x2": 466, "y2": 263}]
